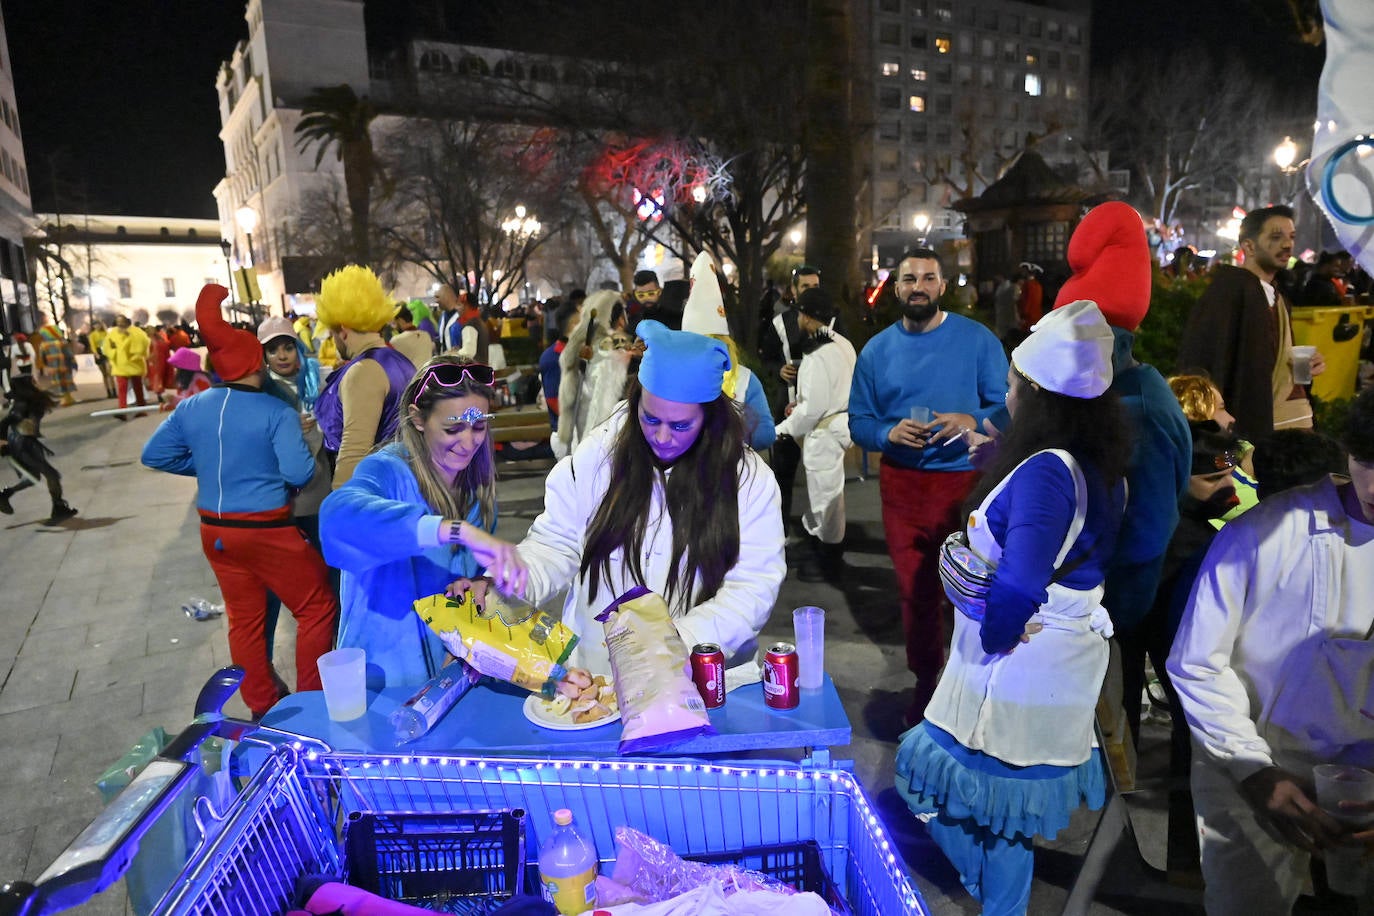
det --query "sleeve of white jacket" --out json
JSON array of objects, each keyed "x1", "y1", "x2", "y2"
[
  {"x1": 672, "y1": 453, "x2": 786, "y2": 660},
  {"x1": 457, "y1": 324, "x2": 478, "y2": 359},
  {"x1": 1166, "y1": 519, "x2": 1274, "y2": 783},
  {"x1": 516, "y1": 435, "x2": 604, "y2": 605},
  {"x1": 774, "y1": 349, "x2": 829, "y2": 440}
]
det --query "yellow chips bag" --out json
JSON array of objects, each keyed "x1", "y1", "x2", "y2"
[{"x1": 414, "y1": 591, "x2": 579, "y2": 698}]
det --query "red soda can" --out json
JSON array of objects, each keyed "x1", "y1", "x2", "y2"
[
  {"x1": 762, "y1": 642, "x2": 800, "y2": 710},
  {"x1": 690, "y1": 644, "x2": 726, "y2": 709}
]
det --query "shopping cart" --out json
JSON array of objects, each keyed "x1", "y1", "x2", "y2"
[{"x1": 1, "y1": 668, "x2": 927, "y2": 916}]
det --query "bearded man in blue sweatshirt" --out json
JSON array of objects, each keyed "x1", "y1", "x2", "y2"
[{"x1": 849, "y1": 249, "x2": 1008, "y2": 727}]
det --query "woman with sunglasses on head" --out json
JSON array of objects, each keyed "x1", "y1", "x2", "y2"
[
  {"x1": 454, "y1": 320, "x2": 787, "y2": 688},
  {"x1": 319, "y1": 355, "x2": 507, "y2": 688}
]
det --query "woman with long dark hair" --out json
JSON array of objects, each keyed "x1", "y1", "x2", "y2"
[
  {"x1": 459, "y1": 320, "x2": 786, "y2": 684},
  {"x1": 895, "y1": 302, "x2": 1131, "y2": 915},
  {"x1": 320, "y1": 355, "x2": 500, "y2": 688}
]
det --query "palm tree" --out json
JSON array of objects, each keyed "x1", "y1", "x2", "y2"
[{"x1": 295, "y1": 84, "x2": 380, "y2": 266}]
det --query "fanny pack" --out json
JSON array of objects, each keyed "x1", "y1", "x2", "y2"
[{"x1": 938, "y1": 449, "x2": 1089, "y2": 621}]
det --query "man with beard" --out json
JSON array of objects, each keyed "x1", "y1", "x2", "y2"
[
  {"x1": 849, "y1": 248, "x2": 1008, "y2": 726},
  {"x1": 1178, "y1": 206, "x2": 1325, "y2": 441}
]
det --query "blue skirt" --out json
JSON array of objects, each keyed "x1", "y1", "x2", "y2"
[{"x1": 895, "y1": 721, "x2": 1106, "y2": 842}]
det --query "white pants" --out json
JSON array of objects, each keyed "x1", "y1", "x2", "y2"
[
  {"x1": 800, "y1": 425, "x2": 848, "y2": 544},
  {"x1": 1192, "y1": 753, "x2": 1310, "y2": 916}
]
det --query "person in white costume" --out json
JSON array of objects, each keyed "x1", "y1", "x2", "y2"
[
  {"x1": 1167, "y1": 385, "x2": 1374, "y2": 915},
  {"x1": 456, "y1": 320, "x2": 786, "y2": 687},
  {"x1": 773, "y1": 286, "x2": 856, "y2": 583}
]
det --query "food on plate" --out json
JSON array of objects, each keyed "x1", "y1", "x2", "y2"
[{"x1": 538, "y1": 668, "x2": 618, "y2": 724}]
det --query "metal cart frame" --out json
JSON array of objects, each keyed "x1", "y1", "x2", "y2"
[{"x1": 2, "y1": 669, "x2": 926, "y2": 916}]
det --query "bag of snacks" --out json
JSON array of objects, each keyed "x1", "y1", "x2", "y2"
[
  {"x1": 595, "y1": 586, "x2": 715, "y2": 753},
  {"x1": 413, "y1": 590, "x2": 578, "y2": 698}
]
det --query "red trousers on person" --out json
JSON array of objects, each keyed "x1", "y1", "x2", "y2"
[
  {"x1": 879, "y1": 460, "x2": 981, "y2": 689},
  {"x1": 116, "y1": 375, "x2": 147, "y2": 409},
  {"x1": 198, "y1": 507, "x2": 338, "y2": 717}
]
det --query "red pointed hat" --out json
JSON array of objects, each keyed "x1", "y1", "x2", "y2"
[
  {"x1": 194, "y1": 284, "x2": 262, "y2": 381},
  {"x1": 1053, "y1": 201, "x2": 1151, "y2": 331}
]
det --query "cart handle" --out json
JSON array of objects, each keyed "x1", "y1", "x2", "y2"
[{"x1": 0, "y1": 667, "x2": 246, "y2": 916}]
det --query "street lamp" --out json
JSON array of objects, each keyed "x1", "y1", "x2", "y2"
[
  {"x1": 1274, "y1": 137, "x2": 1300, "y2": 173},
  {"x1": 218, "y1": 238, "x2": 237, "y2": 313},
  {"x1": 913, "y1": 212, "x2": 931, "y2": 245},
  {"x1": 234, "y1": 206, "x2": 261, "y2": 322},
  {"x1": 235, "y1": 206, "x2": 259, "y2": 266},
  {"x1": 501, "y1": 204, "x2": 541, "y2": 240}
]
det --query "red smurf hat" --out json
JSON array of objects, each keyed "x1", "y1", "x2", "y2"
[
  {"x1": 1053, "y1": 201, "x2": 1152, "y2": 331},
  {"x1": 194, "y1": 284, "x2": 262, "y2": 382}
]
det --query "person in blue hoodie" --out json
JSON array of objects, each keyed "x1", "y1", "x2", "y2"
[{"x1": 320, "y1": 355, "x2": 506, "y2": 688}]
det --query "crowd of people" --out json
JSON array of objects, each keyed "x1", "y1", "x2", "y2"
[{"x1": 2, "y1": 199, "x2": 1373, "y2": 912}]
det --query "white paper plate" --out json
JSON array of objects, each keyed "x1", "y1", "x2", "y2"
[{"x1": 522, "y1": 694, "x2": 621, "y2": 731}]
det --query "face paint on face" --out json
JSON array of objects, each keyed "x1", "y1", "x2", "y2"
[
  {"x1": 637, "y1": 388, "x2": 705, "y2": 465},
  {"x1": 265, "y1": 338, "x2": 301, "y2": 377},
  {"x1": 412, "y1": 393, "x2": 490, "y2": 480}
]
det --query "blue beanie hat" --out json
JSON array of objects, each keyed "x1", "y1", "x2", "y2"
[{"x1": 636, "y1": 320, "x2": 730, "y2": 404}]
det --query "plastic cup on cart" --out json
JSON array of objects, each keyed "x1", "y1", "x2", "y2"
[
  {"x1": 792, "y1": 606, "x2": 826, "y2": 691},
  {"x1": 317, "y1": 648, "x2": 368, "y2": 721},
  {"x1": 1314, "y1": 764, "x2": 1374, "y2": 895}
]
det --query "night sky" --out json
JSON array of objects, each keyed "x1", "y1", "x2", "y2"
[{"x1": 1, "y1": 0, "x2": 1326, "y2": 219}]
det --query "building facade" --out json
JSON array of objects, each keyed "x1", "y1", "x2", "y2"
[
  {"x1": 27, "y1": 216, "x2": 229, "y2": 331},
  {"x1": 867, "y1": 0, "x2": 1092, "y2": 271},
  {"x1": 0, "y1": 6, "x2": 37, "y2": 337}
]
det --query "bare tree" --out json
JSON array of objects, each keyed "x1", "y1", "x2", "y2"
[
  {"x1": 1095, "y1": 48, "x2": 1273, "y2": 227},
  {"x1": 923, "y1": 100, "x2": 1067, "y2": 203},
  {"x1": 378, "y1": 120, "x2": 571, "y2": 306}
]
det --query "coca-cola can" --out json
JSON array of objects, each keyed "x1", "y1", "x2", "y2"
[
  {"x1": 762, "y1": 642, "x2": 800, "y2": 710},
  {"x1": 690, "y1": 644, "x2": 726, "y2": 709}
]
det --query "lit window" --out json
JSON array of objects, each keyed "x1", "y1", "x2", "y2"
[
  {"x1": 1025, "y1": 74, "x2": 1042, "y2": 97},
  {"x1": 909, "y1": 95, "x2": 926, "y2": 112},
  {"x1": 881, "y1": 61, "x2": 900, "y2": 76},
  {"x1": 1065, "y1": 82, "x2": 1079, "y2": 100},
  {"x1": 912, "y1": 68, "x2": 928, "y2": 81},
  {"x1": 1025, "y1": 52, "x2": 1038, "y2": 66},
  {"x1": 935, "y1": 36, "x2": 951, "y2": 54},
  {"x1": 163, "y1": 278, "x2": 177, "y2": 298}
]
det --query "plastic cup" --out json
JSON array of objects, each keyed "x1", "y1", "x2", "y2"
[
  {"x1": 792, "y1": 606, "x2": 826, "y2": 690},
  {"x1": 909, "y1": 406, "x2": 933, "y2": 424},
  {"x1": 1313, "y1": 764, "x2": 1374, "y2": 896},
  {"x1": 317, "y1": 648, "x2": 368, "y2": 721},
  {"x1": 1291, "y1": 345, "x2": 1317, "y2": 385}
]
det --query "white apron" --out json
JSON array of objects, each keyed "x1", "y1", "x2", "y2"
[{"x1": 925, "y1": 450, "x2": 1114, "y2": 767}]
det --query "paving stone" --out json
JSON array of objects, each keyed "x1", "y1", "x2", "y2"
[
  {"x1": 0, "y1": 826, "x2": 36, "y2": 880},
  {"x1": 0, "y1": 683, "x2": 144, "y2": 744},
  {"x1": 0, "y1": 654, "x2": 76, "y2": 715},
  {"x1": 15, "y1": 623, "x2": 88, "y2": 661}
]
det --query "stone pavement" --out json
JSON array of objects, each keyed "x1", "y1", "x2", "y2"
[{"x1": 0, "y1": 372, "x2": 1197, "y2": 914}]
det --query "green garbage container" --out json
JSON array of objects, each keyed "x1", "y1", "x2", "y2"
[{"x1": 1290, "y1": 305, "x2": 1370, "y2": 402}]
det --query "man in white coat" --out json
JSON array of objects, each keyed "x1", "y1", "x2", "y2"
[
  {"x1": 1168, "y1": 385, "x2": 1374, "y2": 914},
  {"x1": 774, "y1": 286, "x2": 856, "y2": 584}
]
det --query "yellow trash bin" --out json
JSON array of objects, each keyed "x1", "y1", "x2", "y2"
[{"x1": 1290, "y1": 305, "x2": 1370, "y2": 402}]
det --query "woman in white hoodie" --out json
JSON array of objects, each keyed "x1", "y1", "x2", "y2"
[{"x1": 457, "y1": 320, "x2": 786, "y2": 686}]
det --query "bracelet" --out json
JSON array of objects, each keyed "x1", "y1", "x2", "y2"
[{"x1": 444, "y1": 520, "x2": 464, "y2": 545}]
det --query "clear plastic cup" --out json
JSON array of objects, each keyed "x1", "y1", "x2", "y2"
[
  {"x1": 909, "y1": 405, "x2": 933, "y2": 424},
  {"x1": 1291, "y1": 345, "x2": 1317, "y2": 385},
  {"x1": 317, "y1": 648, "x2": 368, "y2": 721},
  {"x1": 1313, "y1": 764, "x2": 1374, "y2": 896},
  {"x1": 792, "y1": 606, "x2": 826, "y2": 691}
]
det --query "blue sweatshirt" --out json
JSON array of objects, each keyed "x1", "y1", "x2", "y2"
[
  {"x1": 141, "y1": 384, "x2": 315, "y2": 514},
  {"x1": 741, "y1": 369, "x2": 777, "y2": 451},
  {"x1": 848, "y1": 313, "x2": 1008, "y2": 471}
]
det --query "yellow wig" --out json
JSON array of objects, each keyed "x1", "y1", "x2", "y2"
[{"x1": 315, "y1": 265, "x2": 393, "y2": 333}]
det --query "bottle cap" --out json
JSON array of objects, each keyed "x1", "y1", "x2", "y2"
[{"x1": 553, "y1": 808, "x2": 572, "y2": 825}]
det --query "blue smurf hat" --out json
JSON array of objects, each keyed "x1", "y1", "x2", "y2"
[{"x1": 636, "y1": 320, "x2": 730, "y2": 404}]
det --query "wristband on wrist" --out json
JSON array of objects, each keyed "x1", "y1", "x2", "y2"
[{"x1": 445, "y1": 520, "x2": 464, "y2": 545}]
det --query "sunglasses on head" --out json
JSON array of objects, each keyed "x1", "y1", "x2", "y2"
[{"x1": 412, "y1": 363, "x2": 495, "y2": 405}]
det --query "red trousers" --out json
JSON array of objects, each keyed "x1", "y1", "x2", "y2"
[
  {"x1": 115, "y1": 375, "x2": 147, "y2": 408},
  {"x1": 199, "y1": 507, "x2": 338, "y2": 716},
  {"x1": 879, "y1": 460, "x2": 980, "y2": 685}
]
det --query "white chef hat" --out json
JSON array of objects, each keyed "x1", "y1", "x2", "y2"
[{"x1": 1010, "y1": 300, "x2": 1114, "y2": 398}]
